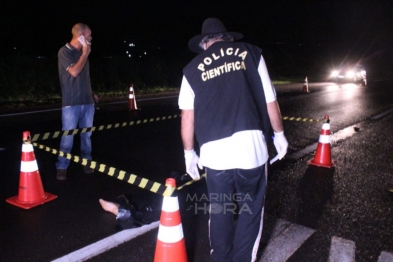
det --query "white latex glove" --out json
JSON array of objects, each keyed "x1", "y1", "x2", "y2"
[
  {"x1": 184, "y1": 149, "x2": 202, "y2": 180},
  {"x1": 271, "y1": 131, "x2": 288, "y2": 164}
]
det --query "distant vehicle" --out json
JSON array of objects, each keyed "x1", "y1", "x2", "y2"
[{"x1": 330, "y1": 64, "x2": 367, "y2": 86}]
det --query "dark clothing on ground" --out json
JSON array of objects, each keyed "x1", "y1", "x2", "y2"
[
  {"x1": 113, "y1": 174, "x2": 209, "y2": 231},
  {"x1": 114, "y1": 193, "x2": 162, "y2": 231}
]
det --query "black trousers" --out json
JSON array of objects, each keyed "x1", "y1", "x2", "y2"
[{"x1": 206, "y1": 165, "x2": 267, "y2": 262}]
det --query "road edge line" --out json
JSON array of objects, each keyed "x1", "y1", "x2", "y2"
[{"x1": 51, "y1": 221, "x2": 159, "y2": 262}]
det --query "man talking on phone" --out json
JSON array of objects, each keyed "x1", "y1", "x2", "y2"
[{"x1": 56, "y1": 23, "x2": 98, "y2": 180}]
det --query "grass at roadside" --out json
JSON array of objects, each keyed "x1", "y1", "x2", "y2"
[
  {"x1": 0, "y1": 51, "x2": 301, "y2": 110},
  {"x1": 0, "y1": 80, "x2": 295, "y2": 110}
]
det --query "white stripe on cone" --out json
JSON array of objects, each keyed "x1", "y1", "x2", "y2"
[
  {"x1": 20, "y1": 161, "x2": 39, "y2": 172},
  {"x1": 161, "y1": 197, "x2": 179, "y2": 212},
  {"x1": 322, "y1": 123, "x2": 330, "y2": 130},
  {"x1": 318, "y1": 135, "x2": 331, "y2": 144},
  {"x1": 22, "y1": 144, "x2": 34, "y2": 152},
  {"x1": 157, "y1": 224, "x2": 184, "y2": 243},
  {"x1": 21, "y1": 144, "x2": 38, "y2": 172}
]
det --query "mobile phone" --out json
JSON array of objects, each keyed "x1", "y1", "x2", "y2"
[
  {"x1": 78, "y1": 35, "x2": 90, "y2": 46},
  {"x1": 78, "y1": 35, "x2": 86, "y2": 46}
]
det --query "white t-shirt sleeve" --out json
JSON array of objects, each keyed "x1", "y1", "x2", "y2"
[
  {"x1": 258, "y1": 56, "x2": 277, "y2": 103},
  {"x1": 178, "y1": 75, "x2": 195, "y2": 110}
]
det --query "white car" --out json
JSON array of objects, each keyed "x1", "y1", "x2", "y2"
[{"x1": 330, "y1": 64, "x2": 367, "y2": 86}]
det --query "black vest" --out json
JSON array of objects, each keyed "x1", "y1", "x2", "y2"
[{"x1": 183, "y1": 41, "x2": 272, "y2": 146}]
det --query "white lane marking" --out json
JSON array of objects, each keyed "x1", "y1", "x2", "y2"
[
  {"x1": 287, "y1": 106, "x2": 393, "y2": 162},
  {"x1": 51, "y1": 221, "x2": 159, "y2": 262},
  {"x1": 259, "y1": 219, "x2": 315, "y2": 262},
  {"x1": 269, "y1": 219, "x2": 291, "y2": 240},
  {"x1": 378, "y1": 251, "x2": 393, "y2": 262},
  {"x1": 0, "y1": 148, "x2": 6, "y2": 151},
  {"x1": 371, "y1": 107, "x2": 393, "y2": 120},
  {"x1": 287, "y1": 123, "x2": 359, "y2": 161},
  {"x1": 287, "y1": 143, "x2": 318, "y2": 160},
  {"x1": 0, "y1": 108, "x2": 61, "y2": 117},
  {"x1": 328, "y1": 236, "x2": 355, "y2": 262}
]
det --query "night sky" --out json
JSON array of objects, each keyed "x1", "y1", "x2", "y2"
[{"x1": 1, "y1": 0, "x2": 393, "y2": 74}]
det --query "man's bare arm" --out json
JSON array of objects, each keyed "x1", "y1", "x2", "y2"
[
  {"x1": 68, "y1": 45, "x2": 90, "y2": 77},
  {"x1": 267, "y1": 100, "x2": 288, "y2": 163},
  {"x1": 267, "y1": 100, "x2": 284, "y2": 132},
  {"x1": 181, "y1": 109, "x2": 195, "y2": 150}
]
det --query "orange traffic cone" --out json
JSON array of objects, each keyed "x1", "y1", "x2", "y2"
[
  {"x1": 154, "y1": 178, "x2": 188, "y2": 262},
  {"x1": 307, "y1": 115, "x2": 335, "y2": 168},
  {"x1": 127, "y1": 84, "x2": 140, "y2": 111},
  {"x1": 302, "y1": 77, "x2": 310, "y2": 93},
  {"x1": 6, "y1": 131, "x2": 57, "y2": 209}
]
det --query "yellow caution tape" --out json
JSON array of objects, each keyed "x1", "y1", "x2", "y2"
[
  {"x1": 33, "y1": 142, "x2": 179, "y2": 196},
  {"x1": 31, "y1": 114, "x2": 180, "y2": 142},
  {"x1": 282, "y1": 116, "x2": 322, "y2": 122},
  {"x1": 31, "y1": 113, "x2": 321, "y2": 142},
  {"x1": 176, "y1": 173, "x2": 207, "y2": 190}
]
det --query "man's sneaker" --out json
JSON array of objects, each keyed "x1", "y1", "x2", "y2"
[
  {"x1": 83, "y1": 166, "x2": 94, "y2": 174},
  {"x1": 56, "y1": 169, "x2": 67, "y2": 180}
]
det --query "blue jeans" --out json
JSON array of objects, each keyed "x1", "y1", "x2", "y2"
[
  {"x1": 206, "y1": 165, "x2": 267, "y2": 262},
  {"x1": 56, "y1": 104, "x2": 95, "y2": 170}
]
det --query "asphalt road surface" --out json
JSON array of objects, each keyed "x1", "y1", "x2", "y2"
[{"x1": 1, "y1": 80, "x2": 393, "y2": 262}]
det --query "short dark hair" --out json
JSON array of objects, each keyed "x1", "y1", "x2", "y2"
[{"x1": 72, "y1": 23, "x2": 90, "y2": 37}]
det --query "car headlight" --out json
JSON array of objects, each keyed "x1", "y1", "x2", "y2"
[
  {"x1": 346, "y1": 70, "x2": 354, "y2": 78},
  {"x1": 331, "y1": 70, "x2": 339, "y2": 77}
]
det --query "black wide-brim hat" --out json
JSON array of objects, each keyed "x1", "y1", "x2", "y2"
[{"x1": 188, "y1": 18, "x2": 243, "y2": 53}]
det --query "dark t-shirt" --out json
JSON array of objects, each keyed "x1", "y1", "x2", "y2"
[{"x1": 58, "y1": 43, "x2": 94, "y2": 106}]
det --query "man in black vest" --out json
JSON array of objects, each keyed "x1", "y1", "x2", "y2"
[{"x1": 179, "y1": 18, "x2": 288, "y2": 262}]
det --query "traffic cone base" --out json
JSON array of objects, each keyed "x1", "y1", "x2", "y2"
[
  {"x1": 6, "y1": 192, "x2": 57, "y2": 210},
  {"x1": 154, "y1": 178, "x2": 188, "y2": 262},
  {"x1": 6, "y1": 131, "x2": 57, "y2": 209},
  {"x1": 307, "y1": 158, "x2": 335, "y2": 168},
  {"x1": 155, "y1": 239, "x2": 188, "y2": 262}
]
